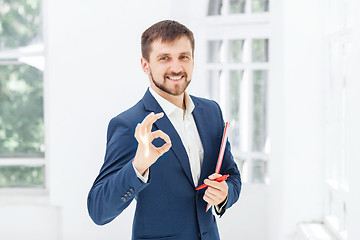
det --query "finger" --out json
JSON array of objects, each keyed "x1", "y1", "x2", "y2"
[
  {"x1": 142, "y1": 112, "x2": 155, "y2": 124},
  {"x1": 206, "y1": 185, "x2": 222, "y2": 196},
  {"x1": 138, "y1": 112, "x2": 155, "y2": 135},
  {"x1": 156, "y1": 142, "x2": 172, "y2": 155},
  {"x1": 150, "y1": 130, "x2": 171, "y2": 143},
  {"x1": 151, "y1": 130, "x2": 172, "y2": 155},
  {"x1": 143, "y1": 112, "x2": 164, "y2": 133},
  {"x1": 205, "y1": 186, "x2": 228, "y2": 204},
  {"x1": 206, "y1": 191, "x2": 221, "y2": 204},
  {"x1": 136, "y1": 122, "x2": 150, "y2": 141},
  {"x1": 146, "y1": 112, "x2": 164, "y2": 132},
  {"x1": 203, "y1": 192, "x2": 216, "y2": 205},
  {"x1": 134, "y1": 123, "x2": 141, "y2": 139},
  {"x1": 204, "y1": 179, "x2": 225, "y2": 191},
  {"x1": 208, "y1": 173, "x2": 222, "y2": 180}
]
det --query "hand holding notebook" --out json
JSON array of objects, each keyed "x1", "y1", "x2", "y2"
[{"x1": 196, "y1": 122, "x2": 230, "y2": 212}]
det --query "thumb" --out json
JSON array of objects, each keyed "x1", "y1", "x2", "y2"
[{"x1": 208, "y1": 173, "x2": 222, "y2": 180}]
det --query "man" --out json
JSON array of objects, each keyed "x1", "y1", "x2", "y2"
[{"x1": 87, "y1": 20, "x2": 241, "y2": 240}]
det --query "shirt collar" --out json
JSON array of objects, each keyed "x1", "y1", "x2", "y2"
[{"x1": 149, "y1": 87, "x2": 195, "y2": 118}]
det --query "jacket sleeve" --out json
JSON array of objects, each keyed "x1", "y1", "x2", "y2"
[
  {"x1": 213, "y1": 101, "x2": 242, "y2": 217},
  {"x1": 87, "y1": 116, "x2": 150, "y2": 225}
]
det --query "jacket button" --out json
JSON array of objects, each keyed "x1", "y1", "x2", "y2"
[
  {"x1": 127, "y1": 191, "x2": 132, "y2": 196},
  {"x1": 130, "y1": 188, "x2": 135, "y2": 194},
  {"x1": 121, "y1": 197, "x2": 126, "y2": 202}
]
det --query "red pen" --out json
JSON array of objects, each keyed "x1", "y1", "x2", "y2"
[{"x1": 195, "y1": 174, "x2": 229, "y2": 190}]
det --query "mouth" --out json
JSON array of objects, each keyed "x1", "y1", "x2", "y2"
[{"x1": 166, "y1": 75, "x2": 184, "y2": 81}]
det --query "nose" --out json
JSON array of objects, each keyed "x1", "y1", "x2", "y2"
[{"x1": 169, "y1": 59, "x2": 183, "y2": 74}]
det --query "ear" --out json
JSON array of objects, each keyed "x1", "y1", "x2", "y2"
[{"x1": 141, "y1": 57, "x2": 150, "y2": 75}]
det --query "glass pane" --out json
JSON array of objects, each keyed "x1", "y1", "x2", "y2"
[
  {"x1": 229, "y1": 70, "x2": 243, "y2": 149},
  {"x1": 252, "y1": 159, "x2": 267, "y2": 183},
  {"x1": 229, "y1": 40, "x2": 246, "y2": 63},
  {"x1": 340, "y1": 43, "x2": 351, "y2": 188},
  {"x1": 229, "y1": 0, "x2": 246, "y2": 14},
  {"x1": 344, "y1": 0, "x2": 353, "y2": 28},
  {"x1": 326, "y1": 0, "x2": 348, "y2": 33},
  {"x1": 252, "y1": 70, "x2": 267, "y2": 152},
  {"x1": 328, "y1": 190, "x2": 342, "y2": 229},
  {"x1": 208, "y1": 70, "x2": 222, "y2": 102},
  {"x1": 207, "y1": 40, "x2": 224, "y2": 63},
  {"x1": 234, "y1": 158, "x2": 247, "y2": 183},
  {"x1": 208, "y1": 0, "x2": 223, "y2": 16},
  {"x1": 0, "y1": 0, "x2": 42, "y2": 51},
  {"x1": 0, "y1": 64, "x2": 44, "y2": 156},
  {"x1": 0, "y1": 165, "x2": 45, "y2": 187},
  {"x1": 252, "y1": 39, "x2": 269, "y2": 62},
  {"x1": 252, "y1": 0, "x2": 269, "y2": 13}
]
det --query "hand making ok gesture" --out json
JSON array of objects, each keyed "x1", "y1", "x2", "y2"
[{"x1": 132, "y1": 112, "x2": 172, "y2": 175}]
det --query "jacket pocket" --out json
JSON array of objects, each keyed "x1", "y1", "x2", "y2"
[{"x1": 137, "y1": 235, "x2": 180, "y2": 240}]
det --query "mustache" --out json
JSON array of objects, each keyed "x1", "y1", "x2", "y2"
[{"x1": 164, "y1": 72, "x2": 187, "y2": 78}]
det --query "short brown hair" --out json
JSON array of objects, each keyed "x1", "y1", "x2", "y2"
[{"x1": 141, "y1": 20, "x2": 195, "y2": 61}]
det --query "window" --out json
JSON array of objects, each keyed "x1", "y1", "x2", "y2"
[
  {"x1": 208, "y1": 0, "x2": 269, "y2": 16},
  {"x1": 0, "y1": 0, "x2": 45, "y2": 188},
  {"x1": 323, "y1": 0, "x2": 353, "y2": 239},
  {"x1": 205, "y1": 0, "x2": 270, "y2": 184}
]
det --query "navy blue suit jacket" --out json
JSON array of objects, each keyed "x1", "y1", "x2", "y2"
[{"x1": 87, "y1": 89, "x2": 241, "y2": 240}]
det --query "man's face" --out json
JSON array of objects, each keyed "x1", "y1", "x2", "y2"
[{"x1": 142, "y1": 36, "x2": 194, "y2": 96}]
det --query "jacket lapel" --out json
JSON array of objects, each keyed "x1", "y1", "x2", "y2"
[
  {"x1": 191, "y1": 96, "x2": 213, "y2": 188},
  {"x1": 141, "y1": 89, "x2": 195, "y2": 187}
]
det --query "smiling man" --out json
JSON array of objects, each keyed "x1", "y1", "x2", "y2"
[{"x1": 87, "y1": 20, "x2": 241, "y2": 240}]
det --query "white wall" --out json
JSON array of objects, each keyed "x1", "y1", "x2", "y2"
[
  {"x1": 268, "y1": 1, "x2": 325, "y2": 239},
  {"x1": 0, "y1": 203, "x2": 61, "y2": 240},
  {"x1": 47, "y1": 1, "x2": 172, "y2": 239},
  {"x1": 347, "y1": 2, "x2": 360, "y2": 240}
]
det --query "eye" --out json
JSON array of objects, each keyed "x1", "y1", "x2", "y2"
[
  {"x1": 180, "y1": 55, "x2": 189, "y2": 60},
  {"x1": 160, "y1": 56, "x2": 169, "y2": 61}
]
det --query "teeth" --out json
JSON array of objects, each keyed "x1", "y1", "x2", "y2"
[{"x1": 168, "y1": 76, "x2": 182, "y2": 80}]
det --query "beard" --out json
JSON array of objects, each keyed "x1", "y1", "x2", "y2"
[{"x1": 149, "y1": 70, "x2": 191, "y2": 96}]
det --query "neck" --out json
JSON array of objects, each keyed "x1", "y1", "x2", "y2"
[{"x1": 150, "y1": 85, "x2": 186, "y2": 110}]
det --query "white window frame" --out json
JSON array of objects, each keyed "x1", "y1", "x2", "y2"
[
  {"x1": 0, "y1": 0, "x2": 48, "y2": 196},
  {"x1": 203, "y1": 0, "x2": 271, "y2": 184},
  {"x1": 322, "y1": 0, "x2": 353, "y2": 239}
]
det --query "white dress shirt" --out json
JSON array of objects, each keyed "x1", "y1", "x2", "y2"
[{"x1": 149, "y1": 87, "x2": 204, "y2": 186}]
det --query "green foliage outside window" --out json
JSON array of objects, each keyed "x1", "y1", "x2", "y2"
[
  {"x1": 0, "y1": 0, "x2": 42, "y2": 50},
  {"x1": 252, "y1": 0, "x2": 269, "y2": 13},
  {"x1": 0, "y1": 64, "x2": 44, "y2": 156},
  {"x1": 0, "y1": 165, "x2": 44, "y2": 187},
  {"x1": 229, "y1": 0, "x2": 246, "y2": 14},
  {"x1": 253, "y1": 70, "x2": 267, "y2": 152},
  {"x1": 0, "y1": 0, "x2": 44, "y2": 156},
  {"x1": 252, "y1": 39, "x2": 269, "y2": 62},
  {"x1": 0, "y1": 0, "x2": 44, "y2": 188}
]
